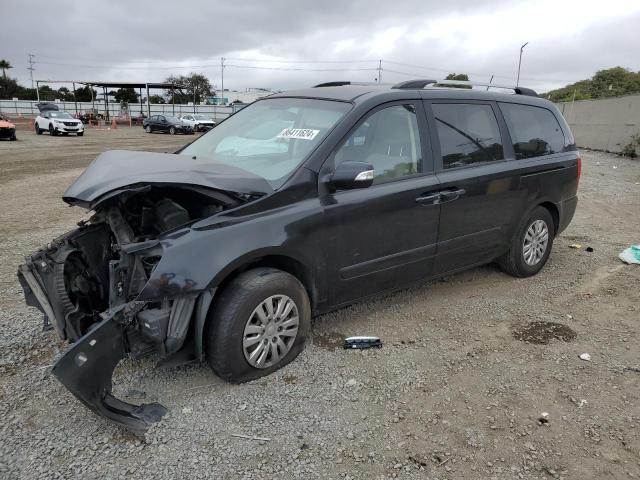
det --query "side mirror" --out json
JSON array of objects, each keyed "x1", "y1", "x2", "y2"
[{"x1": 329, "y1": 161, "x2": 374, "y2": 190}]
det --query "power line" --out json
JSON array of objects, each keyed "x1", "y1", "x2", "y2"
[
  {"x1": 28, "y1": 56, "x2": 577, "y2": 85},
  {"x1": 225, "y1": 64, "x2": 378, "y2": 72},
  {"x1": 225, "y1": 57, "x2": 376, "y2": 64}
]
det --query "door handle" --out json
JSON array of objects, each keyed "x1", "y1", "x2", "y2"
[
  {"x1": 439, "y1": 188, "x2": 466, "y2": 202},
  {"x1": 415, "y1": 193, "x2": 441, "y2": 205}
]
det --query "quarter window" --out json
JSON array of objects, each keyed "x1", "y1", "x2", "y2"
[
  {"x1": 499, "y1": 103, "x2": 566, "y2": 159},
  {"x1": 432, "y1": 103, "x2": 504, "y2": 169},
  {"x1": 335, "y1": 104, "x2": 422, "y2": 184}
]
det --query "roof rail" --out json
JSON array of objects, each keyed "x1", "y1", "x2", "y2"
[
  {"x1": 313, "y1": 81, "x2": 383, "y2": 88},
  {"x1": 392, "y1": 79, "x2": 538, "y2": 97}
]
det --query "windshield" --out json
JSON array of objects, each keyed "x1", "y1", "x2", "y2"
[
  {"x1": 50, "y1": 112, "x2": 73, "y2": 119},
  {"x1": 180, "y1": 98, "x2": 351, "y2": 188}
]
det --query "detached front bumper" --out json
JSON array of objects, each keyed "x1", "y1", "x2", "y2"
[{"x1": 51, "y1": 303, "x2": 167, "y2": 436}]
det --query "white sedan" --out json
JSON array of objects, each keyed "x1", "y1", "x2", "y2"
[
  {"x1": 178, "y1": 114, "x2": 216, "y2": 132},
  {"x1": 35, "y1": 110, "x2": 84, "y2": 136}
]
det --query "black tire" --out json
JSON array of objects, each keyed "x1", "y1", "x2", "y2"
[
  {"x1": 10, "y1": 135, "x2": 17, "y2": 141},
  {"x1": 206, "y1": 268, "x2": 311, "y2": 383},
  {"x1": 49, "y1": 124, "x2": 57, "y2": 136},
  {"x1": 35, "y1": 123, "x2": 42, "y2": 135},
  {"x1": 498, "y1": 206, "x2": 555, "y2": 278},
  {"x1": 169, "y1": 126, "x2": 176, "y2": 135},
  {"x1": 145, "y1": 125, "x2": 152, "y2": 133},
  {"x1": 77, "y1": 132, "x2": 84, "y2": 137}
]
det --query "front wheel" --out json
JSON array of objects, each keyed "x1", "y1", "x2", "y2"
[
  {"x1": 498, "y1": 206, "x2": 555, "y2": 277},
  {"x1": 169, "y1": 126, "x2": 176, "y2": 135},
  {"x1": 205, "y1": 268, "x2": 311, "y2": 383},
  {"x1": 49, "y1": 124, "x2": 57, "y2": 136},
  {"x1": 145, "y1": 125, "x2": 152, "y2": 133},
  {"x1": 77, "y1": 132, "x2": 84, "y2": 137}
]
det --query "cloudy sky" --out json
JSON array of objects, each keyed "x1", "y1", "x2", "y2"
[{"x1": 2, "y1": 0, "x2": 640, "y2": 94}]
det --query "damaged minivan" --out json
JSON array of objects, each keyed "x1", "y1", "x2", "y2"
[{"x1": 18, "y1": 80, "x2": 579, "y2": 434}]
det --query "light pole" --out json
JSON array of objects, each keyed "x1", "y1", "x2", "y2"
[{"x1": 516, "y1": 42, "x2": 528, "y2": 87}]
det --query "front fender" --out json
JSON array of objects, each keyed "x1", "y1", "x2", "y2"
[{"x1": 137, "y1": 200, "x2": 323, "y2": 301}]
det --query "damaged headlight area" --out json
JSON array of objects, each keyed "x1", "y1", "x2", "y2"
[{"x1": 17, "y1": 185, "x2": 238, "y2": 434}]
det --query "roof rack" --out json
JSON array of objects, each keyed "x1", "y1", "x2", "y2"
[
  {"x1": 392, "y1": 79, "x2": 538, "y2": 97},
  {"x1": 313, "y1": 81, "x2": 382, "y2": 88}
]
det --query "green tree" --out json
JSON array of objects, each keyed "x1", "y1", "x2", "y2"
[
  {"x1": 57, "y1": 87, "x2": 75, "y2": 101},
  {"x1": 164, "y1": 73, "x2": 213, "y2": 104},
  {"x1": 74, "y1": 85, "x2": 97, "y2": 102},
  {"x1": 0, "y1": 59, "x2": 12, "y2": 80},
  {"x1": 38, "y1": 85, "x2": 57, "y2": 101},
  {"x1": 114, "y1": 87, "x2": 139, "y2": 103},
  {"x1": 148, "y1": 94, "x2": 166, "y2": 104},
  {"x1": 444, "y1": 73, "x2": 471, "y2": 89},
  {"x1": 544, "y1": 67, "x2": 640, "y2": 102}
]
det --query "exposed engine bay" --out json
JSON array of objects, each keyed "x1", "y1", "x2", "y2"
[{"x1": 17, "y1": 184, "x2": 247, "y2": 434}]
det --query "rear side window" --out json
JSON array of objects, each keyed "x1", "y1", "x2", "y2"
[
  {"x1": 499, "y1": 103, "x2": 566, "y2": 159},
  {"x1": 432, "y1": 103, "x2": 504, "y2": 169}
]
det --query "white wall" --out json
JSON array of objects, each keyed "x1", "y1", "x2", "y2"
[{"x1": 0, "y1": 100, "x2": 240, "y2": 122}]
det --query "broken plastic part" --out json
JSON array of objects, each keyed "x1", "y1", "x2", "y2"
[
  {"x1": 344, "y1": 336, "x2": 382, "y2": 349},
  {"x1": 51, "y1": 310, "x2": 167, "y2": 436}
]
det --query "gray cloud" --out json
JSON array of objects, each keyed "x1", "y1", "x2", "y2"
[{"x1": 2, "y1": 0, "x2": 639, "y2": 93}]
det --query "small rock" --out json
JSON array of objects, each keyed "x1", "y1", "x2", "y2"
[{"x1": 579, "y1": 353, "x2": 591, "y2": 361}]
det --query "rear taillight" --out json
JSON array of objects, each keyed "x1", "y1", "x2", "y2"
[{"x1": 577, "y1": 156, "x2": 581, "y2": 185}]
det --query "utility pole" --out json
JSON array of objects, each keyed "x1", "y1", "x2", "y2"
[
  {"x1": 516, "y1": 42, "x2": 528, "y2": 87},
  {"x1": 220, "y1": 57, "x2": 225, "y2": 106},
  {"x1": 27, "y1": 53, "x2": 36, "y2": 89},
  {"x1": 193, "y1": 84, "x2": 197, "y2": 113},
  {"x1": 377, "y1": 59, "x2": 382, "y2": 84}
]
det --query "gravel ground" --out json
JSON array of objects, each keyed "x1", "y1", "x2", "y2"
[{"x1": 0, "y1": 127, "x2": 639, "y2": 479}]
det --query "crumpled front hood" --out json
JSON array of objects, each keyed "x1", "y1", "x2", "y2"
[{"x1": 63, "y1": 150, "x2": 273, "y2": 208}]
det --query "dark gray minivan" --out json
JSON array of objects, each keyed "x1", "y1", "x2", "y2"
[{"x1": 18, "y1": 79, "x2": 579, "y2": 433}]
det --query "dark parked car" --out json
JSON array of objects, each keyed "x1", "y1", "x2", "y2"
[
  {"x1": 143, "y1": 114, "x2": 194, "y2": 134},
  {"x1": 18, "y1": 79, "x2": 579, "y2": 434}
]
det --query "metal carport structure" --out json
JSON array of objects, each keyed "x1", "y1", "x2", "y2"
[{"x1": 34, "y1": 80, "x2": 184, "y2": 120}]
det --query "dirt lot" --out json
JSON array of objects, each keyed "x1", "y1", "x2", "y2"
[{"x1": 0, "y1": 125, "x2": 639, "y2": 479}]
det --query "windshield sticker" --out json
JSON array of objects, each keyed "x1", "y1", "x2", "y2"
[{"x1": 276, "y1": 128, "x2": 320, "y2": 140}]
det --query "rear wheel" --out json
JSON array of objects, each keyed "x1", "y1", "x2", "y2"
[
  {"x1": 498, "y1": 206, "x2": 555, "y2": 277},
  {"x1": 35, "y1": 123, "x2": 42, "y2": 135},
  {"x1": 169, "y1": 126, "x2": 176, "y2": 135},
  {"x1": 205, "y1": 268, "x2": 311, "y2": 383}
]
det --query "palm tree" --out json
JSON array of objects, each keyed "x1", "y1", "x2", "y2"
[{"x1": 0, "y1": 60, "x2": 13, "y2": 80}]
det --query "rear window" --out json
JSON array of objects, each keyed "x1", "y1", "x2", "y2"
[
  {"x1": 498, "y1": 103, "x2": 566, "y2": 159},
  {"x1": 432, "y1": 103, "x2": 504, "y2": 169}
]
